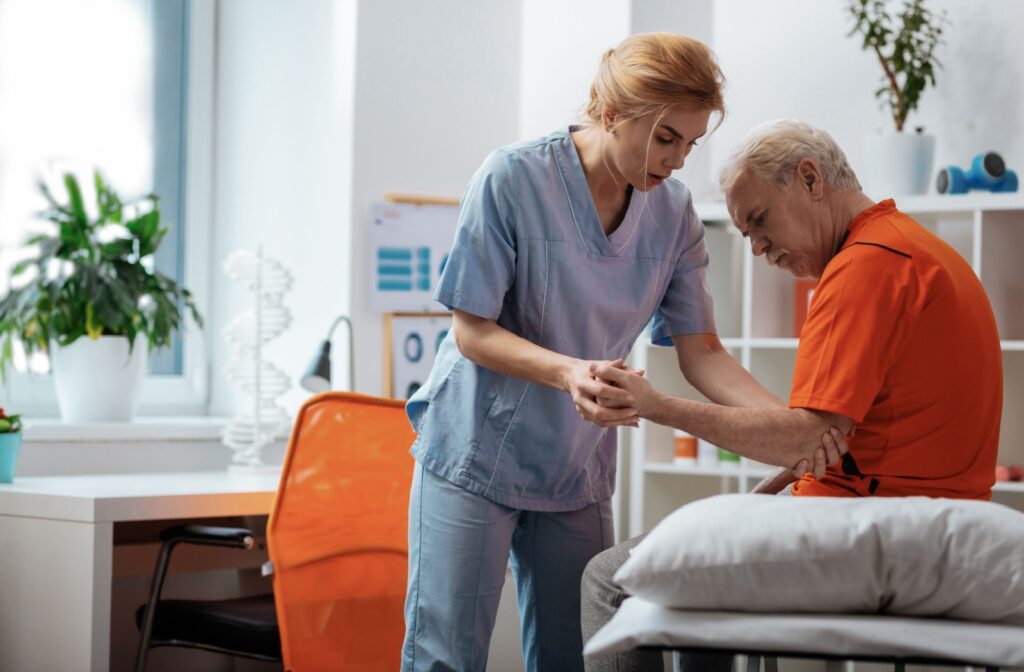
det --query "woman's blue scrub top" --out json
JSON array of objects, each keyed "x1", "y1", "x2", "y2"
[{"x1": 407, "y1": 127, "x2": 716, "y2": 512}]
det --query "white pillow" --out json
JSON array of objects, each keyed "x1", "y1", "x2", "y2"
[{"x1": 614, "y1": 494, "x2": 1024, "y2": 624}]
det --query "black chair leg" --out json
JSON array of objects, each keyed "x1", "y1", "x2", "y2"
[
  {"x1": 764, "y1": 657, "x2": 779, "y2": 672},
  {"x1": 747, "y1": 655, "x2": 762, "y2": 672},
  {"x1": 134, "y1": 539, "x2": 179, "y2": 672}
]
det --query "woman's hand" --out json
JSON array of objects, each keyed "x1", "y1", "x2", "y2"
[
  {"x1": 566, "y1": 359, "x2": 641, "y2": 428},
  {"x1": 590, "y1": 362, "x2": 659, "y2": 418}
]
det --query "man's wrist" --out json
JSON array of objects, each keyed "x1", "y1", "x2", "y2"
[{"x1": 643, "y1": 389, "x2": 669, "y2": 422}]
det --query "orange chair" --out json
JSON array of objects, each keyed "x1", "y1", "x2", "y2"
[{"x1": 268, "y1": 392, "x2": 416, "y2": 671}]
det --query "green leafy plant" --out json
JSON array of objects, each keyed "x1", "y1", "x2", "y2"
[
  {"x1": 0, "y1": 407, "x2": 22, "y2": 433},
  {"x1": 0, "y1": 170, "x2": 203, "y2": 381},
  {"x1": 848, "y1": 0, "x2": 946, "y2": 132}
]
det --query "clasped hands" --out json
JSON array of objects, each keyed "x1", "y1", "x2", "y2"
[{"x1": 567, "y1": 359, "x2": 847, "y2": 481}]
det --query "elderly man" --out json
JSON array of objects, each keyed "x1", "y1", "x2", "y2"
[{"x1": 579, "y1": 119, "x2": 1003, "y2": 672}]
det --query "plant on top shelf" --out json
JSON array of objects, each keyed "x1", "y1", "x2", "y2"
[
  {"x1": 0, "y1": 407, "x2": 21, "y2": 434},
  {"x1": 0, "y1": 170, "x2": 203, "y2": 382},
  {"x1": 847, "y1": 0, "x2": 946, "y2": 132}
]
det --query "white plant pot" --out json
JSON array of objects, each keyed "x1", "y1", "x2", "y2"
[
  {"x1": 51, "y1": 335, "x2": 148, "y2": 422},
  {"x1": 862, "y1": 132, "x2": 936, "y2": 197}
]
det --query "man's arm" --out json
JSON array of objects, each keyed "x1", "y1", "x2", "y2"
[
  {"x1": 671, "y1": 333, "x2": 845, "y2": 479},
  {"x1": 593, "y1": 363, "x2": 854, "y2": 470}
]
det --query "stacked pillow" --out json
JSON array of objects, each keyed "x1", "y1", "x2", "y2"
[{"x1": 614, "y1": 494, "x2": 1024, "y2": 624}]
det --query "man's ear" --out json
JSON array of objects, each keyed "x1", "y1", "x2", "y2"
[{"x1": 796, "y1": 158, "x2": 824, "y2": 199}]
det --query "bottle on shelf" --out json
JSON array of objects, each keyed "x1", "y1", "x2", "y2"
[
  {"x1": 718, "y1": 447, "x2": 740, "y2": 468},
  {"x1": 697, "y1": 439, "x2": 719, "y2": 467},
  {"x1": 673, "y1": 430, "x2": 697, "y2": 466}
]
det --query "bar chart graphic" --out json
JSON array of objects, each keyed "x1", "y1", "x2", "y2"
[{"x1": 370, "y1": 203, "x2": 459, "y2": 312}]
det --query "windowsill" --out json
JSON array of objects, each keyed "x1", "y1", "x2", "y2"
[{"x1": 23, "y1": 416, "x2": 230, "y2": 444}]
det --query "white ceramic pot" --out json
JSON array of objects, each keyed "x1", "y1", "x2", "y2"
[
  {"x1": 862, "y1": 131, "x2": 936, "y2": 197},
  {"x1": 51, "y1": 335, "x2": 147, "y2": 422}
]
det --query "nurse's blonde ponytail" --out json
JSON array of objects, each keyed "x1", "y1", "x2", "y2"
[{"x1": 584, "y1": 33, "x2": 725, "y2": 130}]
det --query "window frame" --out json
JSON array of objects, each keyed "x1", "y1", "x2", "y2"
[{"x1": 2, "y1": 1, "x2": 216, "y2": 417}]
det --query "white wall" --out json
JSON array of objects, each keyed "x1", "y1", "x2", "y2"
[
  {"x1": 518, "y1": 0, "x2": 631, "y2": 139},
  {"x1": 348, "y1": 0, "x2": 521, "y2": 396},
  {"x1": 711, "y1": 0, "x2": 1024, "y2": 198},
  {"x1": 630, "y1": 0, "x2": 718, "y2": 201},
  {"x1": 209, "y1": 0, "x2": 357, "y2": 415}
]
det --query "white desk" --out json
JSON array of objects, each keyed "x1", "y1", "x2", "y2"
[{"x1": 0, "y1": 471, "x2": 279, "y2": 672}]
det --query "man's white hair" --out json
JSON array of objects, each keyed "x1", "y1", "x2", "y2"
[{"x1": 719, "y1": 119, "x2": 861, "y2": 193}]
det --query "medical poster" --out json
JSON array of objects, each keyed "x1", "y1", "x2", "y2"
[
  {"x1": 384, "y1": 312, "x2": 453, "y2": 399},
  {"x1": 370, "y1": 202, "x2": 459, "y2": 313}
]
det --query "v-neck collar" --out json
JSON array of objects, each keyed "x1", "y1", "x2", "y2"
[{"x1": 553, "y1": 126, "x2": 645, "y2": 256}]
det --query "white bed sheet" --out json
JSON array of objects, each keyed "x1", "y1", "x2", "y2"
[{"x1": 584, "y1": 598, "x2": 1024, "y2": 667}]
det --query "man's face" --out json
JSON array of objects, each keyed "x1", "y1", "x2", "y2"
[
  {"x1": 725, "y1": 168, "x2": 827, "y2": 279},
  {"x1": 607, "y1": 106, "x2": 711, "y2": 192}
]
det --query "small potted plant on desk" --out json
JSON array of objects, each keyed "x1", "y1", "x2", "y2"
[
  {"x1": 0, "y1": 170, "x2": 203, "y2": 422},
  {"x1": 0, "y1": 407, "x2": 23, "y2": 483}
]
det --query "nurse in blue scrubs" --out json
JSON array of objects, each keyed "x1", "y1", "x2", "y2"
[{"x1": 401, "y1": 33, "x2": 825, "y2": 672}]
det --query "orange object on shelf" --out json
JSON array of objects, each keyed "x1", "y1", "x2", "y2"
[
  {"x1": 267, "y1": 392, "x2": 416, "y2": 671},
  {"x1": 673, "y1": 431, "x2": 697, "y2": 463},
  {"x1": 793, "y1": 279, "x2": 818, "y2": 337}
]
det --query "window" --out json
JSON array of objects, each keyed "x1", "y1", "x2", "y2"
[{"x1": 0, "y1": 0, "x2": 213, "y2": 415}]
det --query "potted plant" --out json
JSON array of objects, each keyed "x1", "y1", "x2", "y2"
[
  {"x1": 848, "y1": 0, "x2": 946, "y2": 195},
  {"x1": 0, "y1": 407, "x2": 23, "y2": 483},
  {"x1": 0, "y1": 170, "x2": 203, "y2": 421}
]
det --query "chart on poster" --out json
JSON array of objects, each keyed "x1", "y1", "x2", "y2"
[{"x1": 369, "y1": 202, "x2": 459, "y2": 313}]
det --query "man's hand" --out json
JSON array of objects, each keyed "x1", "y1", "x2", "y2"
[
  {"x1": 565, "y1": 359, "x2": 640, "y2": 428},
  {"x1": 795, "y1": 426, "x2": 847, "y2": 478},
  {"x1": 775, "y1": 426, "x2": 850, "y2": 486}
]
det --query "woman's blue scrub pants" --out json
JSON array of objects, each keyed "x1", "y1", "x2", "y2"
[{"x1": 402, "y1": 463, "x2": 614, "y2": 671}]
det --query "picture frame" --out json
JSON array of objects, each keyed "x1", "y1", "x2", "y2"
[{"x1": 383, "y1": 312, "x2": 453, "y2": 399}]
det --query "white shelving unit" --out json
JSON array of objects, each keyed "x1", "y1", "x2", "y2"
[{"x1": 625, "y1": 193, "x2": 1024, "y2": 538}]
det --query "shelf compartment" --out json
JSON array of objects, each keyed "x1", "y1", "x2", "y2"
[
  {"x1": 1000, "y1": 350, "x2": 1024, "y2": 467},
  {"x1": 981, "y1": 210, "x2": 1024, "y2": 340},
  {"x1": 703, "y1": 222, "x2": 744, "y2": 339}
]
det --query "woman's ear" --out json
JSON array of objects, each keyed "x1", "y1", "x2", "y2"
[{"x1": 602, "y1": 107, "x2": 618, "y2": 133}]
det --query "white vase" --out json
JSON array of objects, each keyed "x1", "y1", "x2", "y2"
[
  {"x1": 51, "y1": 335, "x2": 148, "y2": 422},
  {"x1": 862, "y1": 131, "x2": 936, "y2": 197}
]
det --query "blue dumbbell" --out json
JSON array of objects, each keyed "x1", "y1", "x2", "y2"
[{"x1": 937, "y1": 152, "x2": 1019, "y2": 194}]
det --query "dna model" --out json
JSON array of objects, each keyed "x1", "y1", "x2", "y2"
[{"x1": 221, "y1": 247, "x2": 293, "y2": 471}]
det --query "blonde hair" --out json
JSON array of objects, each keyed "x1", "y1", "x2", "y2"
[
  {"x1": 719, "y1": 119, "x2": 861, "y2": 192},
  {"x1": 584, "y1": 32, "x2": 726, "y2": 130}
]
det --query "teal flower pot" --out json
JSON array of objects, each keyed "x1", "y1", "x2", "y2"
[{"x1": 0, "y1": 433, "x2": 22, "y2": 483}]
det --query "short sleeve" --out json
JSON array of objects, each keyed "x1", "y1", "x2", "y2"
[
  {"x1": 650, "y1": 203, "x2": 716, "y2": 346},
  {"x1": 433, "y1": 149, "x2": 518, "y2": 319},
  {"x1": 788, "y1": 244, "x2": 919, "y2": 422}
]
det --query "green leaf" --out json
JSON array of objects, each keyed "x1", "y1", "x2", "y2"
[
  {"x1": 10, "y1": 260, "x2": 32, "y2": 277},
  {"x1": 63, "y1": 173, "x2": 88, "y2": 227}
]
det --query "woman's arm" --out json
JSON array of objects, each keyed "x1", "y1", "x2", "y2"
[
  {"x1": 452, "y1": 310, "x2": 640, "y2": 428},
  {"x1": 673, "y1": 333, "x2": 785, "y2": 408}
]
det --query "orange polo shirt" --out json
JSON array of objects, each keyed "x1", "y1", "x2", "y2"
[{"x1": 789, "y1": 200, "x2": 1002, "y2": 500}]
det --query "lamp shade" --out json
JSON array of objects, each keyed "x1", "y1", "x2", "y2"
[{"x1": 300, "y1": 340, "x2": 332, "y2": 393}]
